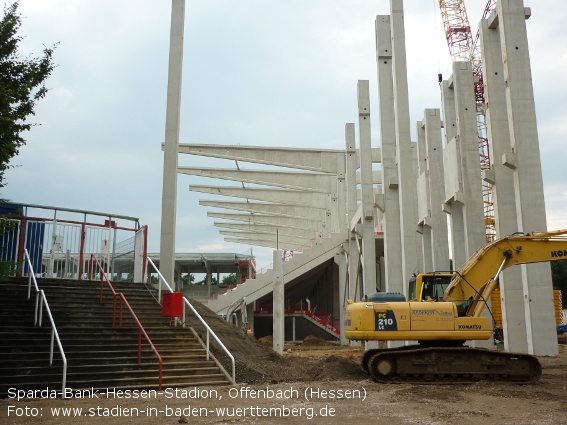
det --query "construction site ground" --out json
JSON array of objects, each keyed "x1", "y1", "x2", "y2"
[{"x1": 2, "y1": 299, "x2": 566, "y2": 424}]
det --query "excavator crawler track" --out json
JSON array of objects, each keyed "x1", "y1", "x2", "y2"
[{"x1": 362, "y1": 346, "x2": 541, "y2": 384}]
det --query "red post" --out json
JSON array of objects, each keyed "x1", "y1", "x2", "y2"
[
  {"x1": 142, "y1": 225, "x2": 148, "y2": 280},
  {"x1": 158, "y1": 363, "x2": 162, "y2": 390},
  {"x1": 112, "y1": 294, "x2": 116, "y2": 328},
  {"x1": 138, "y1": 328, "x2": 142, "y2": 363},
  {"x1": 99, "y1": 272, "x2": 103, "y2": 303},
  {"x1": 119, "y1": 296, "x2": 123, "y2": 327},
  {"x1": 88, "y1": 255, "x2": 93, "y2": 280}
]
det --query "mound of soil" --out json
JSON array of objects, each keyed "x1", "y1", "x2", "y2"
[
  {"x1": 185, "y1": 298, "x2": 366, "y2": 384},
  {"x1": 302, "y1": 335, "x2": 329, "y2": 346}
]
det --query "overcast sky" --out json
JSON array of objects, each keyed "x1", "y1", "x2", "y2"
[{"x1": 4, "y1": 0, "x2": 567, "y2": 269}]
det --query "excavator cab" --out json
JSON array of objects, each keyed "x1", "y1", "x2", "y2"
[{"x1": 409, "y1": 273, "x2": 453, "y2": 301}]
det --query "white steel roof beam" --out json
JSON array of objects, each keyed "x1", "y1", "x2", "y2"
[
  {"x1": 179, "y1": 167, "x2": 334, "y2": 193},
  {"x1": 177, "y1": 144, "x2": 341, "y2": 173},
  {"x1": 224, "y1": 237, "x2": 302, "y2": 251},
  {"x1": 190, "y1": 185, "x2": 326, "y2": 207},
  {"x1": 220, "y1": 231, "x2": 310, "y2": 247},
  {"x1": 169, "y1": 143, "x2": 383, "y2": 171},
  {"x1": 214, "y1": 222, "x2": 317, "y2": 239},
  {"x1": 207, "y1": 212, "x2": 321, "y2": 231},
  {"x1": 199, "y1": 200, "x2": 325, "y2": 222}
]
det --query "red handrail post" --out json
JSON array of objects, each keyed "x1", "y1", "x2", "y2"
[
  {"x1": 119, "y1": 295, "x2": 123, "y2": 327},
  {"x1": 138, "y1": 328, "x2": 142, "y2": 363},
  {"x1": 158, "y1": 363, "x2": 162, "y2": 390},
  {"x1": 99, "y1": 272, "x2": 103, "y2": 303},
  {"x1": 88, "y1": 255, "x2": 93, "y2": 280},
  {"x1": 112, "y1": 294, "x2": 116, "y2": 327}
]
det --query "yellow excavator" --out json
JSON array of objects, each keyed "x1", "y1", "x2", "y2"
[{"x1": 345, "y1": 229, "x2": 567, "y2": 383}]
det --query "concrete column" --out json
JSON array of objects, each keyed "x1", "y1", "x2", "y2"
[
  {"x1": 452, "y1": 62, "x2": 486, "y2": 257},
  {"x1": 336, "y1": 250, "x2": 348, "y2": 344},
  {"x1": 206, "y1": 272, "x2": 211, "y2": 298},
  {"x1": 390, "y1": 0, "x2": 418, "y2": 285},
  {"x1": 423, "y1": 110, "x2": 450, "y2": 271},
  {"x1": 412, "y1": 141, "x2": 424, "y2": 275},
  {"x1": 441, "y1": 80, "x2": 467, "y2": 270},
  {"x1": 480, "y1": 18, "x2": 528, "y2": 353},
  {"x1": 375, "y1": 15, "x2": 403, "y2": 293},
  {"x1": 246, "y1": 302, "x2": 255, "y2": 333},
  {"x1": 160, "y1": 0, "x2": 185, "y2": 286},
  {"x1": 495, "y1": 0, "x2": 557, "y2": 356},
  {"x1": 452, "y1": 61, "x2": 492, "y2": 349},
  {"x1": 357, "y1": 80, "x2": 377, "y2": 296},
  {"x1": 416, "y1": 120, "x2": 432, "y2": 271},
  {"x1": 272, "y1": 250, "x2": 284, "y2": 355},
  {"x1": 337, "y1": 154, "x2": 347, "y2": 230},
  {"x1": 345, "y1": 124, "x2": 360, "y2": 301}
]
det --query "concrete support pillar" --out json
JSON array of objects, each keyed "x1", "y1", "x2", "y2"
[
  {"x1": 444, "y1": 62, "x2": 491, "y2": 349},
  {"x1": 246, "y1": 302, "x2": 254, "y2": 333},
  {"x1": 336, "y1": 252, "x2": 348, "y2": 344},
  {"x1": 375, "y1": 15, "x2": 403, "y2": 293},
  {"x1": 480, "y1": 18, "x2": 528, "y2": 353},
  {"x1": 452, "y1": 62, "x2": 486, "y2": 259},
  {"x1": 160, "y1": 0, "x2": 185, "y2": 286},
  {"x1": 357, "y1": 80, "x2": 377, "y2": 296},
  {"x1": 345, "y1": 124, "x2": 360, "y2": 301},
  {"x1": 272, "y1": 250, "x2": 284, "y2": 355},
  {"x1": 441, "y1": 81, "x2": 467, "y2": 270},
  {"x1": 292, "y1": 316, "x2": 296, "y2": 342},
  {"x1": 494, "y1": 0, "x2": 557, "y2": 356},
  {"x1": 206, "y1": 272, "x2": 211, "y2": 298},
  {"x1": 390, "y1": 0, "x2": 418, "y2": 285},
  {"x1": 337, "y1": 154, "x2": 347, "y2": 231},
  {"x1": 423, "y1": 110, "x2": 450, "y2": 271},
  {"x1": 411, "y1": 141, "x2": 424, "y2": 274}
]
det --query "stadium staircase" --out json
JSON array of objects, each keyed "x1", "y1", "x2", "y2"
[{"x1": 0, "y1": 277, "x2": 230, "y2": 397}]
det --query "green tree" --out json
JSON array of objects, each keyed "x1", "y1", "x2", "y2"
[
  {"x1": 0, "y1": 2, "x2": 56, "y2": 186},
  {"x1": 221, "y1": 273, "x2": 237, "y2": 285}
]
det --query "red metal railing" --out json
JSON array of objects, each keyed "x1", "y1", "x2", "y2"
[
  {"x1": 255, "y1": 305, "x2": 340, "y2": 335},
  {"x1": 89, "y1": 254, "x2": 163, "y2": 389}
]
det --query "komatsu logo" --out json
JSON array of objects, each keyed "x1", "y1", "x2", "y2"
[
  {"x1": 551, "y1": 250, "x2": 567, "y2": 257},
  {"x1": 458, "y1": 324, "x2": 482, "y2": 330}
]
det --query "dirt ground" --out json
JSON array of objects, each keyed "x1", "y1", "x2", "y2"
[{"x1": 2, "y1": 299, "x2": 567, "y2": 424}]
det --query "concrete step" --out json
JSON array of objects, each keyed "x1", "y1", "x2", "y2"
[{"x1": 0, "y1": 277, "x2": 231, "y2": 393}]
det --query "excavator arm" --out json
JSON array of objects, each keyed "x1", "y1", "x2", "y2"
[{"x1": 444, "y1": 229, "x2": 567, "y2": 317}]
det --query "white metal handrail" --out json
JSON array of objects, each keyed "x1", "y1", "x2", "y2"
[
  {"x1": 146, "y1": 257, "x2": 236, "y2": 384},
  {"x1": 24, "y1": 248, "x2": 67, "y2": 392}
]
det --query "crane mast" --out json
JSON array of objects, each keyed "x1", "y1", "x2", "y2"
[{"x1": 438, "y1": 0, "x2": 497, "y2": 242}]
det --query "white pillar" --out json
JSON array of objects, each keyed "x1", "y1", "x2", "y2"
[
  {"x1": 390, "y1": 0, "x2": 418, "y2": 286},
  {"x1": 375, "y1": 15, "x2": 403, "y2": 293},
  {"x1": 452, "y1": 62, "x2": 486, "y2": 259},
  {"x1": 160, "y1": 0, "x2": 185, "y2": 286},
  {"x1": 272, "y1": 250, "x2": 284, "y2": 355},
  {"x1": 345, "y1": 124, "x2": 360, "y2": 302},
  {"x1": 480, "y1": 18, "x2": 528, "y2": 353},
  {"x1": 423, "y1": 109, "x2": 450, "y2": 271},
  {"x1": 495, "y1": 0, "x2": 557, "y2": 356},
  {"x1": 441, "y1": 80, "x2": 467, "y2": 270},
  {"x1": 357, "y1": 80, "x2": 377, "y2": 296}
]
